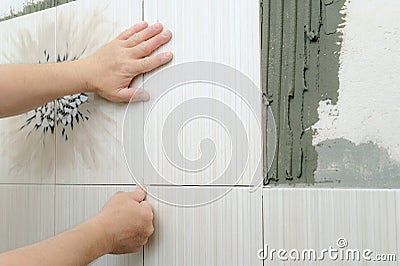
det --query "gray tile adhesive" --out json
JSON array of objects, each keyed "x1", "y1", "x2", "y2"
[{"x1": 261, "y1": 0, "x2": 346, "y2": 185}]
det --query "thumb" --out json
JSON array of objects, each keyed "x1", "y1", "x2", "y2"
[
  {"x1": 128, "y1": 185, "x2": 147, "y2": 202},
  {"x1": 117, "y1": 88, "x2": 150, "y2": 103}
]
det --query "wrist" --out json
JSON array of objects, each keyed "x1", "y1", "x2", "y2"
[
  {"x1": 80, "y1": 215, "x2": 113, "y2": 256},
  {"x1": 69, "y1": 58, "x2": 96, "y2": 93}
]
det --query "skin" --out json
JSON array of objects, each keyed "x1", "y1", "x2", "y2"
[
  {"x1": 0, "y1": 21, "x2": 173, "y2": 117},
  {"x1": 0, "y1": 21, "x2": 173, "y2": 265},
  {"x1": 0, "y1": 186, "x2": 153, "y2": 266}
]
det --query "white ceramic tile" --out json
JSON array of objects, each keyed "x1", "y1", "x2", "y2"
[
  {"x1": 55, "y1": 185, "x2": 143, "y2": 265},
  {"x1": 0, "y1": 8, "x2": 56, "y2": 184},
  {"x1": 0, "y1": 185, "x2": 55, "y2": 253},
  {"x1": 263, "y1": 188, "x2": 399, "y2": 265},
  {"x1": 144, "y1": 186, "x2": 263, "y2": 266},
  {"x1": 130, "y1": 0, "x2": 262, "y2": 186},
  {"x1": 54, "y1": 0, "x2": 143, "y2": 184}
]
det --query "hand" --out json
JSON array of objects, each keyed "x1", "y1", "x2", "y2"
[
  {"x1": 94, "y1": 186, "x2": 154, "y2": 254},
  {"x1": 82, "y1": 21, "x2": 173, "y2": 103}
]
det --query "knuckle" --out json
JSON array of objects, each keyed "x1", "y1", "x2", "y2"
[
  {"x1": 147, "y1": 226, "x2": 155, "y2": 236},
  {"x1": 132, "y1": 247, "x2": 141, "y2": 253},
  {"x1": 121, "y1": 49, "x2": 130, "y2": 58},
  {"x1": 144, "y1": 226, "x2": 154, "y2": 237},
  {"x1": 141, "y1": 208, "x2": 153, "y2": 221},
  {"x1": 122, "y1": 28, "x2": 131, "y2": 38},
  {"x1": 110, "y1": 191, "x2": 125, "y2": 202},
  {"x1": 120, "y1": 63, "x2": 133, "y2": 74},
  {"x1": 139, "y1": 42, "x2": 150, "y2": 54},
  {"x1": 130, "y1": 33, "x2": 141, "y2": 45},
  {"x1": 108, "y1": 95, "x2": 120, "y2": 103},
  {"x1": 157, "y1": 54, "x2": 167, "y2": 64},
  {"x1": 145, "y1": 211, "x2": 154, "y2": 222},
  {"x1": 140, "y1": 57, "x2": 151, "y2": 70}
]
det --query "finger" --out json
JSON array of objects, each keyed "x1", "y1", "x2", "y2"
[
  {"x1": 115, "y1": 88, "x2": 150, "y2": 103},
  {"x1": 127, "y1": 185, "x2": 147, "y2": 202},
  {"x1": 142, "y1": 237, "x2": 149, "y2": 246},
  {"x1": 117, "y1": 21, "x2": 148, "y2": 40},
  {"x1": 126, "y1": 22, "x2": 163, "y2": 47},
  {"x1": 144, "y1": 224, "x2": 155, "y2": 237},
  {"x1": 131, "y1": 247, "x2": 142, "y2": 254},
  {"x1": 133, "y1": 30, "x2": 172, "y2": 58},
  {"x1": 140, "y1": 201, "x2": 153, "y2": 214},
  {"x1": 135, "y1": 52, "x2": 173, "y2": 75}
]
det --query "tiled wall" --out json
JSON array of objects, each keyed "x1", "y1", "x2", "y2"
[
  {"x1": 0, "y1": 1, "x2": 399, "y2": 266},
  {"x1": 263, "y1": 188, "x2": 399, "y2": 266},
  {"x1": 0, "y1": 0, "x2": 263, "y2": 264}
]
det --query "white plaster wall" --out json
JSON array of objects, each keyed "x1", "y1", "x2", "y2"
[
  {"x1": 313, "y1": 0, "x2": 400, "y2": 162},
  {"x1": 0, "y1": 0, "x2": 42, "y2": 18}
]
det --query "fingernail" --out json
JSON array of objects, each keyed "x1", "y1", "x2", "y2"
[
  {"x1": 139, "y1": 21, "x2": 147, "y2": 26},
  {"x1": 138, "y1": 185, "x2": 147, "y2": 193},
  {"x1": 163, "y1": 51, "x2": 173, "y2": 61},
  {"x1": 153, "y1": 22, "x2": 162, "y2": 30},
  {"x1": 136, "y1": 185, "x2": 146, "y2": 195},
  {"x1": 132, "y1": 89, "x2": 150, "y2": 102},
  {"x1": 162, "y1": 30, "x2": 172, "y2": 37}
]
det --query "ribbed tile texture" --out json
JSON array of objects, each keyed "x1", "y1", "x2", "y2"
[
  {"x1": 55, "y1": 185, "x2": 142, "y2": 265},
  {"x1": 0, "y1": 7, "x2": 56, "y2": 184},
  {"x1": 0, "y1": 185, "x2": 55, "y2": 252},
  {"x1": 263, "y1": 188, "x2": 399, "y2": 265},
  {"x1": 145, "y1": 187, "x2": 263, "y2": 266}
]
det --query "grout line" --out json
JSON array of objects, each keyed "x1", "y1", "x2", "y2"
[
  {"x1": 261, "y1": 191, "x2": 265, "y2": 266},
  {"x1": 141, "y1": 2, "x2": 145, "y2": 264},
  {"x1": 53, "y1": 4, "x2": 58, "y2": 239},
  {"x1": 141, "y1": 2, "x2": 147, "y2": 262},
  {"x1": 142, "y1": 0, "x2": 145, "y2": 22},
  {"x1": 144, "y1": 184, "x2": 264, "y2": 187},
  {"x1": 53, "y1": 184, "x2": 264, "y2": 187},
  {"x1": 0, "y1": 183, "x2": 59, "y2": 186},
  {"x1": 1, "y1": 183, "x2": 399, "y2": 192}
]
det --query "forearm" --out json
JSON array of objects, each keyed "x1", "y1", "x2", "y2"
[
  {"x1": 0, "y1": 217, "x2": 110, "y2": 266},
  {"x1": 0, "y1": 60, "x2": 90, "y2": 118}
]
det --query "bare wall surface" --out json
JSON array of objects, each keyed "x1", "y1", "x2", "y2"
[
  {"x1": 313, "y1": 0, "x2": 400, "y2": 187},
  {"x1": 0, "y1": 0, "x2": 75, "y2": 21},
  {"x1": 263, "y1": 0, "x2": 400, "y2": 187}
]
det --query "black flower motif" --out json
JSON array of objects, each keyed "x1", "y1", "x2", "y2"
[{"x1": 21, "y1": 49, "x2": 90, "y2": 140}]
